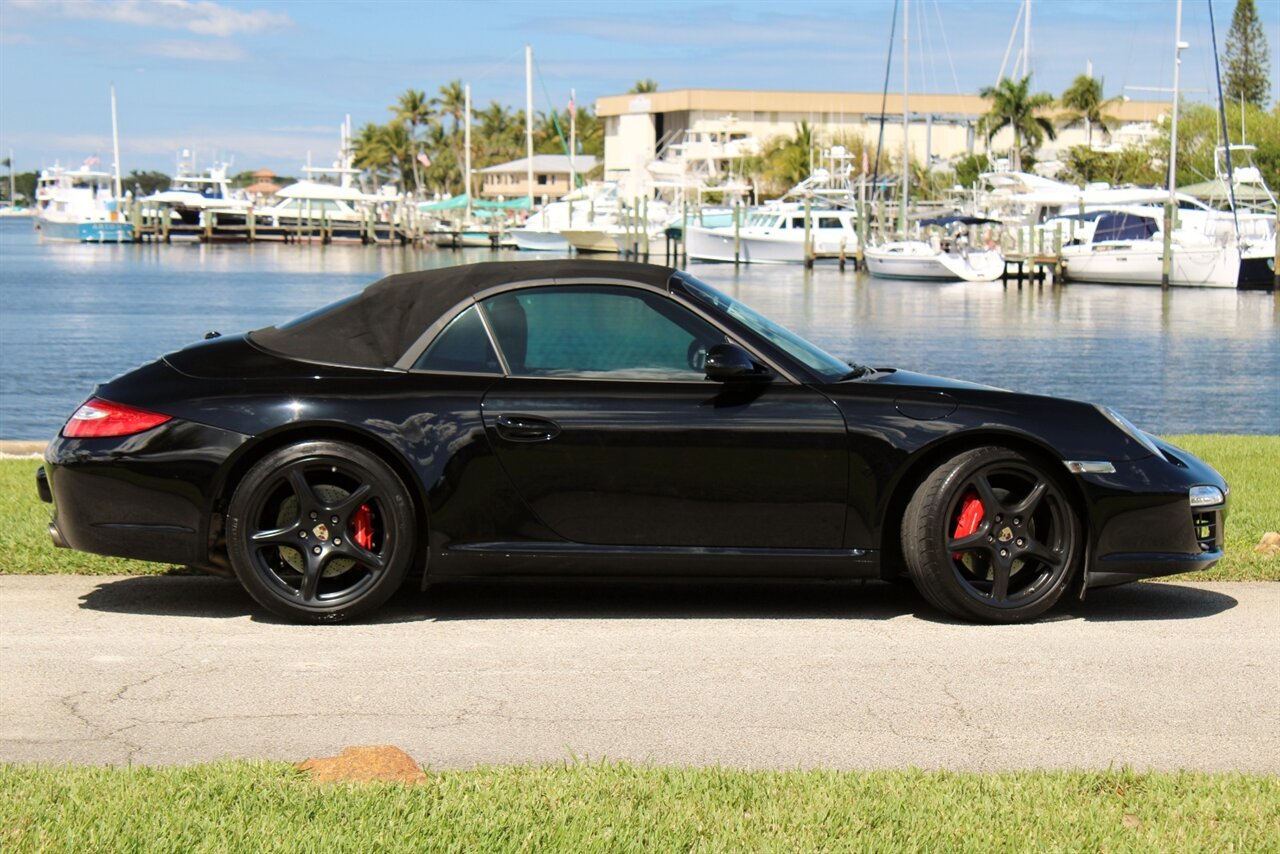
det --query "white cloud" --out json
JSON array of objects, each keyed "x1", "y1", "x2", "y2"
[
  {"x1": 141, "y1": 39, "x2": 248, "y2": 62},
  {"x1": 21, "y1": 0, "x2": 291, "y2": 37}
]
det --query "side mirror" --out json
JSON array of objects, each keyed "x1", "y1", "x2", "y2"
[{"x1": 704, "y1": 343, "x2": 769, "y2": 382}]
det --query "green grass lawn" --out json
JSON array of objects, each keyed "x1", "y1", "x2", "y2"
[
  {"x1": 1, "y1": 434, "x2": 1275, "y2": 580},
  {"x1": 1, "y1": 762, "x2": 1277, "y2": 853}
]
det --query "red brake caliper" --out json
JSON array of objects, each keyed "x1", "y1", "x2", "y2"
[
  {"x1": 951, "y1": 490, "x2": 984, "y2": 561},
  {"x1": 350, "y1": 504, "x2": 374, "y2": 550}
]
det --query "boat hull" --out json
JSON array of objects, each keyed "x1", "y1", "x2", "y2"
[
  {"x1": 561, "y1": 229, "x2": 620, "y2": 254},
  {"x1": 511, "y1": 229, "x2": 571, "y2": 252},
  {"x1": 864, "y1": 242, "x2": 1004, "y2": 282},
  {"x1": 1061, "y1": 241, "x2": 1239, "y2": 288},
  {"x1": 686, "y1": 226, "x2": 858, "y2": 265},
  {"x1": 36, "y1": 218, "x2": 134, "y2": 244}
]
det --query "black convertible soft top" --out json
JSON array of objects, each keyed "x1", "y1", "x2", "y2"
[{"x1": 250, "y1": 259, "x2": 677, "y2": 369}]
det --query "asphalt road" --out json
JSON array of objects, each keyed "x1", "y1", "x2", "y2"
[{"x1": 2, "y1": 575, "x2": 1276, "y2": 772}]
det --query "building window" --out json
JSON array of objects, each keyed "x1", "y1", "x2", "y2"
[{"x1": 537, "y1": 174, "x2": 549, "y2": 185}]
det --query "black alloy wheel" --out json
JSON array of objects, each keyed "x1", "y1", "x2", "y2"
[
  {"x1": 226, "y1": 441, "x2": 415, "y2": 623},
  {"x1": 901, "y1": 446, "x2": 1080, "y2": 623}
]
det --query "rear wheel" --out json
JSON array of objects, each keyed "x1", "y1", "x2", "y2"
[
  {"x1": 901, "y1": 446, "x2": 1080, "y2": 623},
  {"x1": 226, "y1": 440, "x2": 415, "y2": 623}
]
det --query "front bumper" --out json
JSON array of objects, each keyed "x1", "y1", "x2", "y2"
[{"x1": 1079, "y1": 439, "x2": 1228, "y2": 586}]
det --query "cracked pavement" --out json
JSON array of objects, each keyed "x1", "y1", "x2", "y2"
[{"x1": 1, "y1": 575, "x2": 1277, "y2": 771}]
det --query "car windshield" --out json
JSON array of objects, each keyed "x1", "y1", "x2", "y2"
[{"x1": 677, "y1": 274, "x2": 860, "y2": 382}]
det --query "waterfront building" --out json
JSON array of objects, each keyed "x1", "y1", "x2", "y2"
[
  {"x1": 596, "y1": 89, "x2": 1170, "y2": 187},
  {"x1": 478, "y1": 154, "x2": 599, "y2": 205}
]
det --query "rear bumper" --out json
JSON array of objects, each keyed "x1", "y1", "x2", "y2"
[{"x1": 42, "y1": 419, "x2": 248, "y2": 567}]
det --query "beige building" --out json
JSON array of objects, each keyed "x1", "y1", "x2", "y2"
[
  {"x1": 478, "y1": 155, "x2": 599, "y2": 204},
  {"x1": 596, "y1": 88, "x2": 1170, "y2": 185}
]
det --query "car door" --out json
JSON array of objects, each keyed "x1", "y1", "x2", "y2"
[{"x1": 477, "y1": 284, "x2": 848, "y2": 550}]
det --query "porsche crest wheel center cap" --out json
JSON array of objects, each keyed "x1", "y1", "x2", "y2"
[
  {"x1": 312, "y1": 523, "x2": 330, "y2": 541},
  {"x1": 998, "y1": 527, "x2": 1014, "y2": 543}
]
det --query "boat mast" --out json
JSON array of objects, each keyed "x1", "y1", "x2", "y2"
[
  {"x1": 1022, "y1": 0, "x2": 1031, "y2": 78},
  {"x1": 1161, "y1": 0, "x2": 1184, "y2": 289},
  {"x1": 899, "y1": 0, "x2": 909, "y2": 236},
  {"x1": 464, "y1": 83, "x2": 472, "y2": 220},
  {"x1": 570, "y1": 88, "x2": 577, "y2": 188},
  {"x1": 526, "y1": 44, "x2": 534, "y2": 209},
  {"x1": 110, "y1": 84, "x2": 122, "y2": 200}
]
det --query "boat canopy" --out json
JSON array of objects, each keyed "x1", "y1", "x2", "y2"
[
  {"x1": 275, "y1": 181, "x2": 375, "y2": 202},
  {"x1": 418, "y1": 194, "x2": 533, "y2": 213},
  {"x1": 1092, "y1": 212, "x2": 1158, "y2": 242},
  {"x1": 917, "y1": 215, "x2": 1001, "y2": 227}
]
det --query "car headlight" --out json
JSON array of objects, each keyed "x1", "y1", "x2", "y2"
[
  {"x1": 1096, "y1": 406, "x2": 1164, "y2": 458},
  {"x1": 1189, "y1": 485, "x2": 1225, "y2": 507}
]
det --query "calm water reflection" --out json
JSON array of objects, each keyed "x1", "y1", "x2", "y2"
[{"x1": 1, "y1": 219, "x2": 1276, "y2": 438}]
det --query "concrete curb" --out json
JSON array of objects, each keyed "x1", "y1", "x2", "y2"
[{"x1": 0, "y1": 440, "x2": 47, "y2": 459}]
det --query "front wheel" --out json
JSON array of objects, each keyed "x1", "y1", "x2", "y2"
[
  {"x1": 901, "y1": 446, "x2": 1081, "y2": 623},
  {"x1": 226, "y1": 440, "x2": 416, "y2": 623}
]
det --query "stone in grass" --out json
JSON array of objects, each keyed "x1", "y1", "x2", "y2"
[
  {"x1": 1254, "y1": 532, "x2": 1280, "y2": 557},
  {"x1": 296, "y1": 745, "x2": 427, "y2": 784}
]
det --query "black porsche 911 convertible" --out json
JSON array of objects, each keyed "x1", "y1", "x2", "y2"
[{"x1": 38, "y1": 260, "x2": 1228, "y2": 624}]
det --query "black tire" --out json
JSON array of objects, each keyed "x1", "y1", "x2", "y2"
[
  {"x1": 901, "y1": 446, "x2": 1080, "y2": 623},
  {"x1": 226, "y1": 440, "x2": 415, "y2": 623}
]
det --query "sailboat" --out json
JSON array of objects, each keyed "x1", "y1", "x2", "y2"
[
  {"x1": 1059, "y1": 0, "x2": 1270, "y2": 289},
  {"x1": 864, "y1": 0, "x2": 1004, "y2": 282}
]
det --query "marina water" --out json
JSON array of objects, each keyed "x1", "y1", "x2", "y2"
[{"x1": 1, "y1": 218, "x2": 1276, "y2": 439}]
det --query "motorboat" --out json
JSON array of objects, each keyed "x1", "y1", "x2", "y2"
[
  {"x1": 864, "y1": 216, "x2": 1004, "y2": 282},
  {"x1": 142, "y1": 161, "x2": 251, "y2": 227},
  {"x1": 32, "y1": 165, "x2": 133, "y2": 243},
  {"x1": 686, "y1": 203, "x2": 860, "y2": 264}
]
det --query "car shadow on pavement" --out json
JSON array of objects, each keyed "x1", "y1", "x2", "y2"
[
  {"x1": 1061, "y1": 581, "x2": 1238, "y2": 622},
  {"x1": 77, "y1": 575, "x2": 1237, "y2": 625}
]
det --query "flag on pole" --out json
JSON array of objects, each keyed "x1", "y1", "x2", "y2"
[
  {"x1": 417, "y1": 152, "x2": 432, "y2": 168},
  {"x1": 567, "y1": 95, "x2": 576, "y2": 120},
  {"x1": 84, "y1": 154, "x2": 100, "y2": 167}
]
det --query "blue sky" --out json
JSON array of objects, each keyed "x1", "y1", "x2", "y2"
[{"x1": 1, "y1": 0, "x2": 1276, "y2": 175}]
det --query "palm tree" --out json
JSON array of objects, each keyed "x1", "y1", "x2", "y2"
[
  {"x1": 628, "y1": 79, "x2": 659, "y2": 94},
  {"x1": 352, "y1": 122, "x2": 394, "y2": 191},
  {"x1": 977, "y1": 75, "x2": 1056, "y2": 172},
  {"x1": 755, "y1": 121, "x2": 814, "y2": 195},
  {"x1": 1059, "y1": 74, "x2": 1121, "y2": 148},
  {"x1": 432, "y1": 80, "x2": 468, "y2": 193},
  {"x1": 390, "y1": 89, "x2": 432, "y2": 194}
]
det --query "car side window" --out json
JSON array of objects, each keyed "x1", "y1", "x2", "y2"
[
  {"x1": 481, "y1": 286, "x2": 723, "y2": 380},
  {"x1": 412, "y1": 305, "x2": 502, "y2": 374}
]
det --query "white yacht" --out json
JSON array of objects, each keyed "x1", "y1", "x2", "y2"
[
  {"x1": 142, "y1": 160, "x2": 251, "y2": 227},
  {"x1": 686, "y1": 203, "x2": 860, "y2": 264},
  {"x1": 33, "y1": 165, "x2": 133, "y2": 243},
  {"x1": 510, "y1": 183, "x2": 621, "y2": 252},
  {"x1": 1058, "y1": 206, "x2": 1261, "y2": 289}
]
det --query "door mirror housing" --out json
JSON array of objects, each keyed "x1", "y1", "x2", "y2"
[{"x1": 704, "y1": 343, "x2": 770, "y2": 382}]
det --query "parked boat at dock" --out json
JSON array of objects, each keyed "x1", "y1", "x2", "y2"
[
  {"x1": 686, "y1": 203, "x2": 860, "y2": 264},
  {"x1": 33, "y1": 165, "x2": 133, "y2": 243},
  {"x1": 142, "y1": 161, "x2": 251, "y2": 228}
]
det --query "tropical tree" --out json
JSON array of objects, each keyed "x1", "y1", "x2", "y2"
[
  {"x1": 1059, "y1": 74, "x2": 1121, "y2": 148},
  {"x1": 977, "y1": 75, "x2": 1057, "y2": 172},
  {"x1": 748, "y1": 121, "x2": 814, "y2": 196},
  {"x1": 1224, "y1": 0, "x2": 1271, "y2": 108},
  {"x1": 628, "y1": 79, "x2": 659, "y2": 94},
  {"x1": 390, "y1": 89, "x2": 431, "y2": 193},
  {"x1": 433, "y1": 80, "x2": 468, "y2": 192},
  {"x1": 352, "y1": 121, "x2": 396, "y2": 191}
]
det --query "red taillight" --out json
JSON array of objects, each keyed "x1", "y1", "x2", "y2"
[{"x1": 62, "y1": 398, "x2": 172, "y2": 438}]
